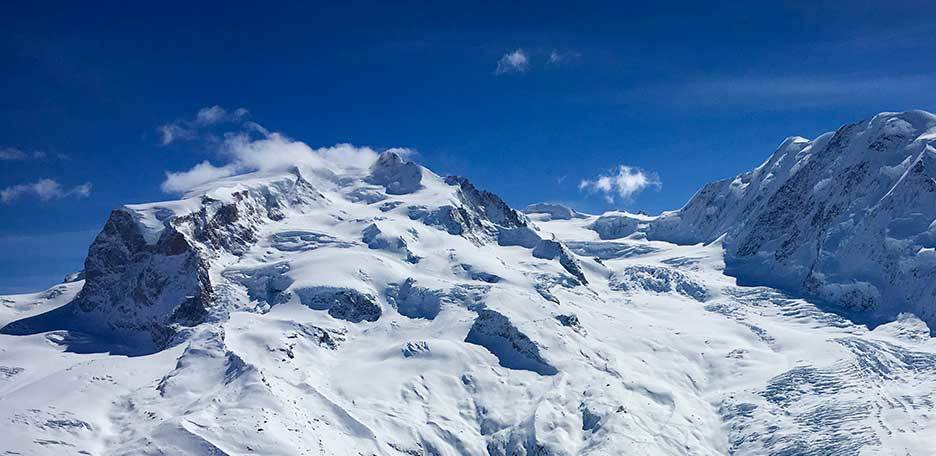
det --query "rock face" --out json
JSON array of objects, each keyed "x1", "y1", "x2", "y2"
[
  {"x1": 3, "y1": 160, "x2": 589, "y2": 352},
  {"x1": 294, "y1": 287, "x2": 382, "y2": 323},
  {"x1": 385, "y1": 278, "x2": 443, "y2": 320},
  {"x1": 464, "y1": 309, "x2": 558, "y2": 376},
  {"x1": 407, "y1": 174, "x2": 588, "y2": 283},
  {"x1": 598, "y1": 111, "x2": 936, "y2": 328},
  {"x1": 74, "y1": 208, "x2": 212, "y2": 345},
  {"x1": 67, "y1": 172, "x2": 323, "y2": 346},
  {"x1": 446, "y1": 176, "x2": 529, "y2": 230},
  {"x1": 411, "y1": 175, "x2": 538, "y2": 248},
  {"x1": 361, "y1": 223, "x2": 420, "y2": 263},
  {"x1": 532, "y1": 238, "x2": 589, "y2": 285}
]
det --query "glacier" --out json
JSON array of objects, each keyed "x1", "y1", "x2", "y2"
[
  {"x1": 2, "y1": 112, "x2": 936, "y2": 455},
  {"x1": 593, "y1": 110, "x2": 936, "y2": 329}
]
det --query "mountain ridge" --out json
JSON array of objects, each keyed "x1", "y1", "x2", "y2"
[
  {"x1": 2, "y1": 111, "x2": 936, "y2": 454},
  {"x1": 591, "y1": 110, "x2": 936, "y2": 330}
]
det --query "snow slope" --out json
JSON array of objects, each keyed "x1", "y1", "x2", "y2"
[
  {"x1": 592, "y1": 111, "x2": 936, "y2": 329},
  {"x1": 2, "y1": 115, "x2": 936, "y2": 454}
]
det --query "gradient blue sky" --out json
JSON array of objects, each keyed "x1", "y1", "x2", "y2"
[{"x1": 3, "y1": 1, "x2": 936, "y2": 293}]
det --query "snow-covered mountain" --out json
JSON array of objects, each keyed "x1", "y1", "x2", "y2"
[
  {"x1": 2, "y1": 112, "x2": 936, "y2": 455},
  {"x1": 593, "y1": 110, "x2": 936, "y2": 329}
]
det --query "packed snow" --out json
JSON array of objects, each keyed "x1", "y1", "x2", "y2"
[{"x1": 3, "y1": 111, "x2": 936, "y2": 455}]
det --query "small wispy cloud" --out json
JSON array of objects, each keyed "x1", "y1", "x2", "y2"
[
  {"x1": 0, "y1": 147, "x2": 49, "y2": 160},
  {"x1": 0, "y1": 147, "x2": 28, "y2": 160},
  {"x1": 194, "y1": 105, "x2": 248, "y2": 126},
  {"x1": 548, "y1": 50, "x2": 563, "y2": 64},
  {"x1": 161, "y1": 161, "x2": 238, "y2": 193},
  {"x1": 159, "y1": 105, "x2": 250, "y2": 145},
  {"x1": 579, "y1": 165, "x2": 660, "y2": 203},
  {"x1": 495, "y1": 49, "x2": 529, "y2": 75},
  {"x1": 159, "y1": 108, "x2": 408, "y2": 194},
  {"x1": 547, "y1": 50, "x2": 579, "y2": 65},
  {"x1": 158, "y1": 124, "x2": 197, "y2": 145},
  {"x1": 1, "y1": 179, "x2": 92, "y2": 204},
  {"x1": 195, "y1": 105, "x2": 227, "y2": 125},
  {"x1": 495, "y1": 48, "x2": 579, "y2": 75}
]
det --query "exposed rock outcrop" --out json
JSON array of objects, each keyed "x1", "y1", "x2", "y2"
[
  {"x1": 39, "y1": 172, "x2": 321, "y2": 347},
  {"x1": 465, "y1": 309, "x2": 558, "y2": 376}
]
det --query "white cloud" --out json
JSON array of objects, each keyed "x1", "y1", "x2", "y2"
[
  {"x1": 0, "y1": 147, "x2": 27, "y2": 160},
  {"x1": 194, "y1": 105, "x2": 248, "y2": 126},
  {"x1": 161, "y1": 161, "x2": 238, "y2": 193},
  {"x1": 548, "y1": 50, "x2": 563, "y2": 64},
  {"x1": 160, "y1": 121, "x2": 401, "y2": 193},
  {"x1": 159, "y1": 105, "x2": 250, "y2": 145},
  {"x1": 496, "y1": 49, "x2": 529, "y2": 74},
  {"x1": 547, "y1": 50, "x2": 579, "y2": 65},
  {"x1": 495, "y1": 49, "x2": 579, "y2": 74},
  {"x1": 383, "y1": 147, "x2": 416, "y2": 159},
  {"x1": 243, "y1": 121, "x2": 270, "y2": 137},
  {"x1": 0, "y1": 147, "x2": 49, "y2": 160},
  {"x1": 1, "y1": 179, "x2": 92, "y2": 203},
  {"x1": 70, "y1": 182, "x2": 92, "y2": 198},
  {"x1": 159, "y1": 124, "x2": 196, "y2": 145},
  {"x1": 195, "y1": 105, "x2": 228, "y2": 125},
  {"x1": 219, "y1": 133, "x2": 376, "y2": 172},
  {"x1": 579, "y1": 165, "x2": 661, "y2": 203},
  {"x1": 159, "y1": 106, "x2": 419, "y2": 194}
]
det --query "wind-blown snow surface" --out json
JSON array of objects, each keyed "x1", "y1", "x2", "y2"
[
  {"x1": 593, "y1": 111, "x2": 936, "y2": 329},
  {"x1": 2, "y1": 120, "x2": 936, "y2": 454}
]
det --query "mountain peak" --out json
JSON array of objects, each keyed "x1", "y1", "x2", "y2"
[
  {"x1": 617, "y1": 109, "x2": 936, "y2": 328},
  {"x1": 4, "y1": 111, "x2": 936, "y2": 455},
  {"x1": 366, "y1": 150, "x2": 423, "y2": 194},
  {"x1": 869, "y1": 109, "x2": 936, "y2": 131}
]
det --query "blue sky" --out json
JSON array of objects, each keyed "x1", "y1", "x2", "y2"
[{"x1": 3, "y1": 1, "x2": 936, "y2": 293}]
